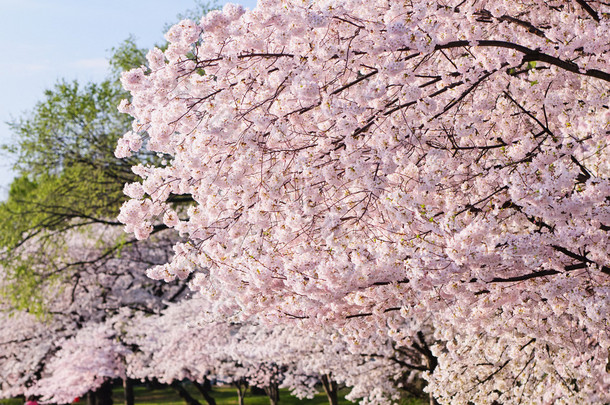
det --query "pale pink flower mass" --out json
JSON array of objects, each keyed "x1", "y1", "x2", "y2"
[{"x1": 86, "y1": 0, "x2": 610, "y2": 402}]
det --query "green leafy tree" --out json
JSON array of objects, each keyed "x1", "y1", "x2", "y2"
[
  {"x1": 0, "y1": 40, "x2": 151, "y2": 312},
  {"x1": 0, "y1": 1, "x2": 218, "y2": 314}
]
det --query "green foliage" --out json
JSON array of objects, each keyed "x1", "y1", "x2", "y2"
[
  {"x1": 0, "y1": 7, "x2": 201, "y2": 313},
  {"x1": 108, "y1": 36, "x2": 148, "y2": 83},
  {"x1": 6, "y1": 80, "x2": 130, "y2": 178},
  {"x1": 0, "y1": 40, "x2": 151, "y2": 312},
  {"x1": 163, "y1": 1, "x2": 220, "y2": 32},
  {"x1": 1, "y1": 261, "x2": 47, "y2": 314},
  {"x1": 0, "y1": 170, "x2": 115, "y2": 313},
  {"x1": 0, "y1": 167, "x2": 125, "y2": 248}
]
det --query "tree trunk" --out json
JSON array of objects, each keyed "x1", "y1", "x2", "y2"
[
  {"x1": 320, "y1": 373, "x2": 338, "y2": 405},
  {"x1": 233, "y1": 379, "x2": 248, "y2": 405},
  {"x1": 87, "y1": 391, "x2": 97, "y2": 405},
  {"x1": 263, "y1": 383, "x2": 280, "y2": 405},
  {"x1": 170, "y1": 381, "x2": 202, "y2": 405},
  {"x1": 123, "y1": 378, "x2": 134, "y2": 405},
  {"x1": 193, "y1": 378, "x2": 216, "y2": 405},
  {"x1": 249, "y1": 386, "x2": 266, "y2": 396},
  {"x1": 95, "y1": 380, "x2": 113, "y2": 405},
  {"x1": 414, "y1": 332, "x2": 439, "y2": 405}
]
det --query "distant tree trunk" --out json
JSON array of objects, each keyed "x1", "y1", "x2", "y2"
[
  {"x1": 193, "y1": 378, "x2": 216, "y2": 405},
  {"x1": 233, "y1": 379, "x2": 248, "y2": 405},
  {"x1": 87, "y1": 391, "x2": 97, "y2": 405},
  {"x1": 320, "y1": 373, "x2": 338, "y2": 405},
  {"x1": 413, "y1": 331, "x2": 439, "y2": 405},
  {"x1": 249, "y1": 386, "x2": 266, "y2": 396},
  {"x1": 145, "y1": 378, "x2": 164, "y2": 391},
  {"x1": 95, "y1": 380, "x2": 113, "y2": 405},
  {"x1": 170, "y1": 381, "x2": 202, "y2": 405},
  {"x1": 123, "y1": 378, "x2": 134, "y2": 405},
  {"x1": 263, "y1": 383, "x2": 280, "y2": 405}
]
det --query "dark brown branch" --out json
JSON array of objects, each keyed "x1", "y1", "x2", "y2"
[
  {"x1": 551, "y1": 245, "x2": 610, "y2": 275},
  {"x1": 502, "y1": 91, "x2": 554, "y2": 136},
  {"x1": 346, "y1": 306, "x2": 401, "y2": 319},
  {"x1": 364, "y1": 353, "x2": 429, "y2": 371},
  {"x1": 238, "y1": 52, "x2": 295, "y2": 59},
  {"x1": 476, "y1": 10, "x2": 547, "y2": 37},
  {"x1": 498, "y1": 14, "x2": 547, "y2": 37},
  {"x1": 331, "y1": 69, "x2": 378, "y2": 95},
  {"x1": 432, "y1": 40, "x2": 610, "y2": 82},
  {"x1": 332, "y1": 16, "x2": 366, "y2": 29},
  {"x1": 371, "y1": 278, "x2": 410, "y2": 286},
  {"x1": 413, "y1": 331, "x2": 438, "y2": 372},
  {"x1": 167, "y1": 272, "x2": 195, "y2": 303},
  {"x1": 431, "y1": 68, "x2": 498, "y2": 120},
  {"x1": 384, "y1": 80, "x2": 464, "y2": 116},
  {"x1": 570, "y1": 155, "x2": 592, "y2": 183},
  {"x1": 486, "y1": 269, "x2": 560, "y2": 283},
  {"x1": 476, "y1": 359, "x2": 510, "y2": 386},
  {"x1": 574, "y1": 0, "x2": 601, "y2": 22}
]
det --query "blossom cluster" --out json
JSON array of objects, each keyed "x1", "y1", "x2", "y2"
[{"x1": 115, "y1": 0, "x2": 610, "y2": 402}]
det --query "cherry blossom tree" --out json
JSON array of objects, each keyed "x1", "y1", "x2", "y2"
[
  {"x1": 125, "y1": 296, "x2": 230, "y2": 405},
  {"x1": 0, "y1": 223, "x2": 186, "y2": 404},
  {"x1": 26, "y1": 321, "x2": 130, "y2": 405},
  {"x1": 0, "y1": 310, "x2": 62, "y2": 400},
  {"x1": 248, "y1": 321, "x2": 431, "y2": 405},
  {"x1": 116, "y1": 0, "x2": 610, "y2": 403},
  {"x1": 125, "y1": 294, "x2": 431, "y2": 405},
  {"x1": 1, "y1": 6, "x2": 212, "y2": 405}
]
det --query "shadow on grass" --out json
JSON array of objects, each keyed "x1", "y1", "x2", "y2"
[
  {"x1": 111, "y1": 384, "x2": 358, "y2": 405},
  {"x1": 2, "y1": 383, "x2": 425, "y2": 405}
]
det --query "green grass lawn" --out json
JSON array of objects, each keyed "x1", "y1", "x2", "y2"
[
  {"x1": 1, "y1": 382, "x2": 426, "y2": 405},
  {"x1": 111, "y1": 384, "x2": 426, "y2": 405},
  {"x1": 0, "y1": 399, "x2": 22, "y2": 405},
  {"x1": 112, "y1": 384, "x2": 355, "y2": 405}
]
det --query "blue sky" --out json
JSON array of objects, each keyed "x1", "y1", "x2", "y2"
[{"x1": 0, "y1": 0, "x2": 257, "y2": 199}]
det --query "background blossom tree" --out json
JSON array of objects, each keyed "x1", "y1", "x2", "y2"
[{"x1": 0, "y1": 224, "x2": 186, "y2": 404}]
